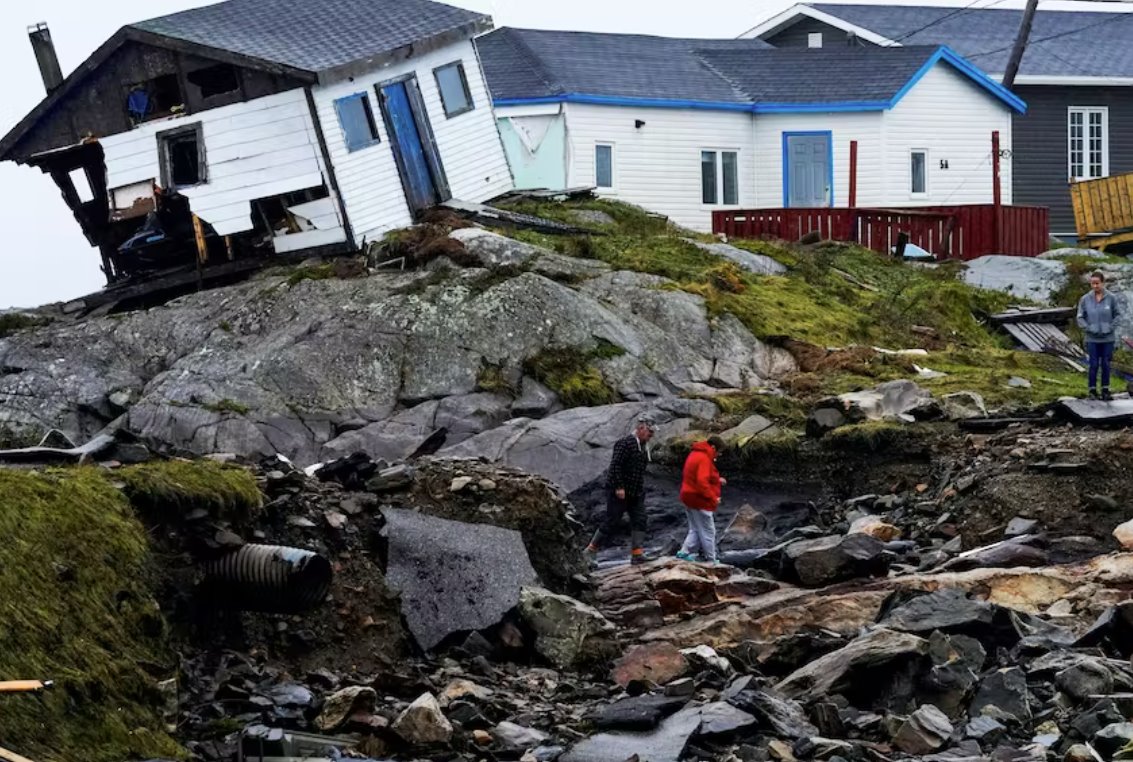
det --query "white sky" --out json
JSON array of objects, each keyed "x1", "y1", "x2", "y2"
[{"x1": 0, "y1": 0, "x2": 1126, "y2": 307}]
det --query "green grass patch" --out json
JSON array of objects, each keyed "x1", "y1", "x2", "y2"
[
  {"x1": 708, "y1": 392, "x2": 808, "y2": 429},
  {"x1": 524, "y1": 345, "x2": 622, "y2": 408},
  {"x1": 116, "y1": 460, "x2": 263, "y2": 521},
  {"x1": 0, "y1": 312, "x2": 49, "y2": 338},
  {"x1": 286, "y1": 263, "x2": 335, "y2": 287},
  {"x1": 0, "y1": 468, "x2": 183, "y2": 762},
  {"x1": 476, "y1": 360, "x2": 515, "y2": 396},
  {"x1": 824, "y1": 420, "x2": 908, "y2": 451},
  {"x1": 201, "y1": 398, "x2": 250, "y2": 416}
]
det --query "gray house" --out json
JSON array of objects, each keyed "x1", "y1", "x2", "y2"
[{"x1": 742, "y1": 2, "x2": 1133, "y2": 238}]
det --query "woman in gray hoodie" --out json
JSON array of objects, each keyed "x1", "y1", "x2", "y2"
[{"x1": 1077, "y1": 271, "x2": 1122, "y2": 400}]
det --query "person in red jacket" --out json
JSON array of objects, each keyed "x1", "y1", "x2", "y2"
[{"x1": 676, "y1": 436, "x2": 726, "y2": 564}]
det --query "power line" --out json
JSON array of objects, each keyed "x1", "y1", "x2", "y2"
[{"x1": 887, "y1": 0, "x2": 1012, "y2": 45}]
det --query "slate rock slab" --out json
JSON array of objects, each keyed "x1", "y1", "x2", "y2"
[
  {"x1": 697, "y1": 702, "x2": 757, "y2": 737},
  {"x1": 882, "y1": 588, "x2": 996, "y2": 635},
  {"x1": 728, "y1": 688, "x2": 817, "y2": 740},
  {"x1": 381, "y1": 508, "x2": 538, "y2": 651},
  {"x1": 591, "y1": 694, "x2": 689, "y2": 731},
  {"x1": 971, "y1": 668, "x2": 1031, "y2": 723},
  {"x1": 562, "y1": 704, "x2": 702, "y2": 762}
]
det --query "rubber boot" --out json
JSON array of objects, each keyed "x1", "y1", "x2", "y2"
[
  {"x1": 1103, "y1": 387, "x2": 1114, "y2": 402},
  {"x1": 630, "y1": 531, "x2": 646, "y2": 566}
]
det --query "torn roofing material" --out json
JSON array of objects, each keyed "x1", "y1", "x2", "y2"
[{"x1": 476, "y1": 28, "x2": 1025, "y2": 114}]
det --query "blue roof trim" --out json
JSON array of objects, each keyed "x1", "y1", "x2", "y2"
[
  {"x1": 891, "y1": 46, "x2": 1028, "y2": 114},
  {"x1": 493, "y1": 51, "x2": 1027, "y2": 115}
]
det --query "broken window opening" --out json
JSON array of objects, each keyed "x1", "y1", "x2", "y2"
[
  {"x1": 187, "y1": 64, "x2": 240, "y2": 99},
  {"x1": 126, "y1": 73, "x2": 184, "y2": 124},
  {"x1": 159, "y1": 125, "x2": 206, "y2": 188}
]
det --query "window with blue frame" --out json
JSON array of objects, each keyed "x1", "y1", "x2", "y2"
[{"x1": 334, "y1": 93, "x2": 380, "y2": 152}]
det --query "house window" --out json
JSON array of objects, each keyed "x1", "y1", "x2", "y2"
[
  {"x1": 125, "y1": 73, "x2": 183, "y2": 124},
  {"x1": 335, "y1": 93, "x2": 380, "y2": 152},
  {"x1": 702, "y1": 150, "x2": 739, "y2": 205},
  {"x1": 159, "y1": 124, "x2": 205, "y2": 188},
  {"x1": 910, "y1": 150, "x2": 928, "y2": 195},
  {"x1": 595, "y1": 144, "x2": 614, "y2": 188},
  {"x1": 69, "y1": 168, "x2": 94, "y2": 203},
  {"x1": 187, "y1": 64, "x2": 240, "y2": 99},
  {"x1": 808, "y1": 32, "x2": 823, "y2": 48},
  {"x1": 434, "y1": 62, "x2": 475, "y2": 118},
  {"x1": 1069, "y1": 106, "x2": 1108, "y2": 180}
]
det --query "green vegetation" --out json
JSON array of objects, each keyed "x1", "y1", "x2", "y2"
[
  {"x1": 476, "y1": 360, "x2": 515, "y2": 396},
  {"x1": 116, "y1": 459, "x2": 262, "y2": 521},
  {"x1": 0, "y1": 312, "x2": 49, "y2": 338},
  {"x1": 824, "y1": 420, "x2": 909, "y2": 452},
  {"x1": 202, "y1": 398, "x2": 251, "y2": 416},
  {"x1": 286, "y1": 263, "x2": 335, "y2": 287},
  {"x1": 523, "y1": 342, "x2": 626, "y2": 407},
  {"x1": 0, "y1": 468, "x2": 183, "y2": 762}
]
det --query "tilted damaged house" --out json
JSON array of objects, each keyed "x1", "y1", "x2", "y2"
[
  {"x1": 0, "y1": 0, "x2": 513, "y2": 286},
  {"x1": 742, "y1": 2, "x2": 1133, "y2": 237},
  {"x1": 476, "y1": 28, "x2": 1025, "y2": 233}
]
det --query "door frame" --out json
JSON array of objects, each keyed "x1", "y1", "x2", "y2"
[
  {"x1": 375, "y1": 73, "x2": 452, "y2": 214},
  {"x1": 781, "y1": 130, "x2": 834, "y2": 208}
]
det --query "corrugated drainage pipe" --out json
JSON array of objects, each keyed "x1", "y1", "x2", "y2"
[{"x1": 202, "y1": 544, "x2": 333, "y2": 613}]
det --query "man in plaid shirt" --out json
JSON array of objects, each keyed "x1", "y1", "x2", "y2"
[{"x1": 586, "y1": 417, "x2": 655, "y2": 566}]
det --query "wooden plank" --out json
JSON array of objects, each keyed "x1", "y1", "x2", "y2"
[
  {"x1": 0, "y1": 744, "x2": 38, "y2": 762},
  {"x1": 192, "y1": 213, "x2": 209, "y2": 266}
]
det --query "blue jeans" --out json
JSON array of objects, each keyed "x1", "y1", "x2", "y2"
[{"x1": 1088, "y1": 341, "x2": 1115, "y2": 391}]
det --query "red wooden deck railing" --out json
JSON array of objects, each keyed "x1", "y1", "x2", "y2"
[{"x1": 712, "y1": 204, "x2": 1049, "y2": 261}]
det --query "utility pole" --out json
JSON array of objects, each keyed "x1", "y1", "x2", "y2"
[{"x1": 1002, "y1": 0, "x2": 1039, "y2": 91}]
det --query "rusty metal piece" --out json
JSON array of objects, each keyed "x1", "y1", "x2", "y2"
[{"x1": 202, "y1": 544, "x2": 332, "y2": 613}]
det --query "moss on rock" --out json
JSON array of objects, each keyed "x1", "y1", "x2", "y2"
[{"x1": 117, "y1": 459, "x2": 263, "y2": 521}]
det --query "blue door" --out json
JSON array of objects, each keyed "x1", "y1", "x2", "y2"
[
  {"x1": 380, "y1": 80, "x2": 440, "y2": 212},
  {"x1": 785, "y1": 133, "x2": 832, "y2": 207}
]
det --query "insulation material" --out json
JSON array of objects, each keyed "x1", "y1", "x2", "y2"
[
  {"x1": 287, "y1": 197, "x2": 340, "y2": 230},
  {"x1": 511, "y1": 115, "x2": 559, "y2": 154}
]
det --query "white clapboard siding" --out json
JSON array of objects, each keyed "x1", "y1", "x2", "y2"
[
  {"x1": 563, "y1": 103, "x2": 756, "y2": 232},
  {"x1": 312, "y1": 38, "x2": 513, "y2": 246},
  {"x1": 100, "y1": 89, "x2": 343, "y2": 242},
  {"x1": 753, "y1": 112, "x2": 885, "y2": 208},
  {"x1": 884, "y1": 63, "x2": 1014, "y2": 206}
]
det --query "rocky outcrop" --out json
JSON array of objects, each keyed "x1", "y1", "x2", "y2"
[{"x1": 0, "y1": 230, "x2": 795, "y2": 487}]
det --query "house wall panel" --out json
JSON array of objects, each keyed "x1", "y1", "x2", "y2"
[
  {"x1": 563, "y1": 103, "x2": 756, "y2": 232},
  {"x1": 311, "y1": 38, "x2": 512, "y2": 246}
]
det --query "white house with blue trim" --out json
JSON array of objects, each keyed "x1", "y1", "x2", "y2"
[{"x1": 477, "y1": 29, "x2": 1025, "y2": 233}]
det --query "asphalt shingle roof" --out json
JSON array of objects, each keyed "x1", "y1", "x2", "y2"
[
  {"x1": 478, "y1": 28, "x2": 957, "y2": 107},
  {"x1": 133, "y1": 0, "x2": 488, "y2": 74},
  {"x1": 806, "y1": 3, "x2": 1133, "y2": 78}
]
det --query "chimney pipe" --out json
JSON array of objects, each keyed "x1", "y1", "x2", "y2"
[{"x1": 28, "y1": 23, "x2": 63, "y2": 94}]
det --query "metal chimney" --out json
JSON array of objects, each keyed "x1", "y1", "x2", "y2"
[{"x1": 28, "y1": 23, "x2": 63, "y2": 94}]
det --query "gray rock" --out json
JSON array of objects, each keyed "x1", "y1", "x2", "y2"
[
  {"x1": 1006, "y1": 517, "x2": 1040, "y2": 538},
  {"x1": 784, "y1": 533, "x2": 890, "y2": 587},
  {"x1": 971, "y1": 668, "x2": 1031, "y2": 723},
  {"x1": 941, "y1": 392, "x2": 988, "y2": 421},
  {"x1": 517, "y1": 587, "x2": 618, "y2": 670},
  {"x1": 381, "y1": 508, "x2": 538, "y2": 651},
  {"x1": 777, "y1": 629, "x2": 929, "y2": 700},
  {"x1": 591, "y1": 695, "x2": 689, "y2": 730},
  {"x1": 965, "y1": 716, "x2": 1007, "y2": 744},
  {"x1": 316, "y1": 686, "x2": 377, "y2": 731},
  {"x1": 512, "y1": 377, "x2": 561, "y2": 419},
  {"x1": 893, "y1": 705, "x2": 954, "y2": 755},
  {"x1": 882, "y1": 589, "x2": 996, "y2": 635},
  {"x1": 962, "y1": 255, "x2": 1068, "y2": 303},
  {"x1": 1094, "y1": 723, "x2": 1133, "y2": 758},
  {"x1": 366, "y1": 464, "x2": 413, "y2": 493},
  {"x1": 1057, "y1": 661, "x2": 1115, "y2": 702},
  {"x1": 728, "y1": 688, "x2": 818, "y2": 740},
  {"x1": 450, "y1": 228, "x2": 548, "y2": 268},
  {"x1": 561, "y1": 704, "x2": 702, "y2": 762},
  {"x1": 494, "y1": 721, "x2": 550, "y2": 749},
  {"x1": 393, "y1": 693, "x2": 453, "y2": 744},
  {"x1": 569, "y1": 209, "x2": 616, "y2": 226},
  {"x1": 697, "y1": 702, "x2": 757, "y2": 737},
  {"x1": 689, "y1": 240, "x2": 788, "y2": 276},
  {"x1": 807, "y1": 407, "x2": 847, "y2": 438},
  {"x1": 719, "y1": 414, "x2": 777, "y2": 444}
]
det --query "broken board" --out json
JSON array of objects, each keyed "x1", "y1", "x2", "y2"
[
  {"x1": 442, "y1": 199, "x2": 590, "y2": 235},
  {"x1": 1058, "y1": 397, "x2": 1133, "y2": 425},
  {"x1": 999, "y1": 322, "x2": 1084, "y2": 372}
]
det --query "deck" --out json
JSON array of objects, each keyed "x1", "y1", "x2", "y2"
[{"x1": 712, "y1": 205, "x2": 1049, "y2": 261}]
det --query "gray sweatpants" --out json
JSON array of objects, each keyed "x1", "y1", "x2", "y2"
[{"x1": 679, "y1": 508, "x2": 717, "y2": 563}]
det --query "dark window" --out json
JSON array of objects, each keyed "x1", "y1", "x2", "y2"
[
  {"x1": 722, "y1": 151, "x2": 739, "y2": 205},
  {"x1": 434, "y1": 62, "x2": 474, "y2": 117},
  {"x1": 911, "y1": 151, "x2": 927, "y2": 194},
  {"x1": 701, "y1": 151, "x2": 717, "y2": 204},
  {"x1": 126, "y1": 73, "x2": 183, "y2": 123},
  {"x1": 159, "y1": 125, "x2": 206, "y2": 188},
  {"x1": 335, "y1": 93, "x2": 380, "y2": 152},
  {"x1": 595, "y1": 144, "x2": 614, "y2": 188},
  {"x1": 187, "y1": 64, "x2": 240, "y2": 99}
]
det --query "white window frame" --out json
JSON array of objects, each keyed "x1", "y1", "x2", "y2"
[
  {"x1": 700, "y1": 148, "x2": 741, "y2": 207},
  {"x1": 808, "y1": 32, "x2": 823, "y2": 48},
  {"x1": 1068, "y1": 106, "x2": 1109, "y2": 181},
  {"x1": 909, "y1": 148, "x2": 929, "y2": 197},
  {"x1": 594, "y1": 142, "x2": 615, "y2": 191}
]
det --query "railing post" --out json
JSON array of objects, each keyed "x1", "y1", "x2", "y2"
[
  {"x1": 849, "y1": 140, "x2": 858, "y2": 209},
  {"x1": 992, "y1": 130, "x2": 1003, "y2": 254}
]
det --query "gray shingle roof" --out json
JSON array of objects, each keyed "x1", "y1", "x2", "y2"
[
  {"x1": 703, "y1": 46, "x2": 936, "y2": 104},
  {"x1": 806, "y1": 3, "x2": 1133, "y2": 78},
  {"x1": 477, "y1": 28, "x2": 982, "y2": 109},
  {"x1": 133, "y1": 0, "x2": 489, "y2": 75}
]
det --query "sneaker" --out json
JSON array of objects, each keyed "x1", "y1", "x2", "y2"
[
  {"x1": 1103, "y1": 389, "x2": 1114, "y2": 401},
  {"x1": 630, "y1": 553, "x2": 647, "y2": 566},
  {"x1": 675, "y1": 551, "x2": 695, "y2": 562},
  {"x1": 1089, "y1": 389, "x2": 1101, "y2": 400}
]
